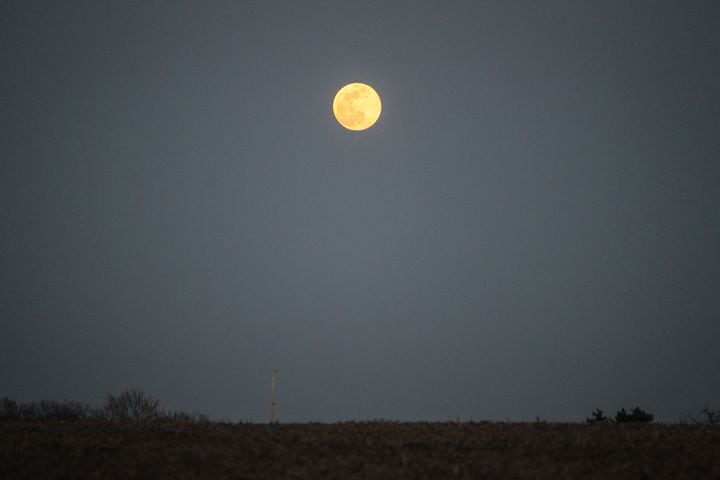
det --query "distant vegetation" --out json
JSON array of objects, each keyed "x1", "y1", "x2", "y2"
[
  {"x1": 586, "y1": 408, "x2": 612, "y2": 424},
  {"x1": 0, "y1": 388, "x2": 207, "y2": 422},
  {"x1": 586, "y1": 407, "x2": 654, "y2": 424},
  {"x1": 681, "y1": 406, "x2": 720, "y2": 426},
  {"x1": 587, "y1": 406, "x2": 720, "y2": 425},
  {"x1": 3, "y1": 391, "x2": 717, "y2": 426},
  {"x1": 614, "y1": 407, "x2": 654, "y2": 424}
]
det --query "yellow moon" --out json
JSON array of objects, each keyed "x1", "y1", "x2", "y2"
[{"x1": 332, "y1": 83, "x2": 382, "y2": 131}]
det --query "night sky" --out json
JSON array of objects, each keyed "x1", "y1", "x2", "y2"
[{"x1": 2, "y1": 1, "x2": 719, "y2": 422}]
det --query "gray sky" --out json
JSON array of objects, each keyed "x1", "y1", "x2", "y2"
[{"x1": 2, "y1": 1, "x2": 719, "y2": 422}]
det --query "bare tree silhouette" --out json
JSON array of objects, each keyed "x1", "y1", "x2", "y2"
[{"x1": 103, "y1": 388, "x2": 160, "y2": 422}]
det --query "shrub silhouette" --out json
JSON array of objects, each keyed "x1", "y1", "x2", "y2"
[
  {"x1": 164, "y1": 410, "x2": 209, "y2": 422},
  {"x1": 615, "y1": 407, "x2": 654, "y2": 423},
  {"x1": 0, "y1": 397, "x2": 20, "y2": 420},
  {"x1": 2, "y1": 390, "x2": 205, "y2": 423},
  {"x1": 36, "y1": 400, "x2": 94, "y2": 421},
  {"x1": 103, "y1": 388, "x2": 160, "y2": 422},
  {"x1": 682, "y1": 406, "x2": 720, "y2": 425},
  {"x1": 1, "y1": 397, "x2": 96, "y2": 422},
  {"x1": 586, "y1": 408, "x2": 611, "y2": 424}
]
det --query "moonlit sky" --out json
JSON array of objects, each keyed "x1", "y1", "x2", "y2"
[{"x1": 2, "y1": 1, "x2": 719, "y2": 422}]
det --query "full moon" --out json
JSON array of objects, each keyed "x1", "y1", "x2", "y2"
[{"x1": 332, "y1": 83, "x2": 382, "y2": 131}]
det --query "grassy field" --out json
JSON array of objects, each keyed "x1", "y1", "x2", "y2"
[{"x1": 2, "y1": 421, "x2": 719, "y2": 479}]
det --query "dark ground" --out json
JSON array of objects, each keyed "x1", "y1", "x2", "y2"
[{"x1": 1, "y1": 421, "x2": 719, "y2": 479}]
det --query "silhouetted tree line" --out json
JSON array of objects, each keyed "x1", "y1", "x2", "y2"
[
  {"x1": 0, "y1": 388, "x2": 207, "y2": 423},
  {"x1": 586, "y1": 407, "x2": 654, "y2": 424},
  {"x1": 681, "y1": 406, "x2": 720, "y2": 426},
  {"x1": 587, "y1": 406, "x2": 720, "y2": 425}
]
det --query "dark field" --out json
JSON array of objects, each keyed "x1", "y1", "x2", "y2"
[{"x1": 2, "y1": 421, "x2": 719, "y2": 479}]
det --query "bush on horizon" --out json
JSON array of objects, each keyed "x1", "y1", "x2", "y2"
[
  {"x1": 0, "y1": 389, "x2": 207, "y2": 423},
  {"x1": 615, "y1": 407, "x2": 654, "y2": 424}
]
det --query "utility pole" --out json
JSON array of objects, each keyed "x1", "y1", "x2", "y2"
[{"x1": 269, "y1": 369, "x2": 277, "y2": 423}]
